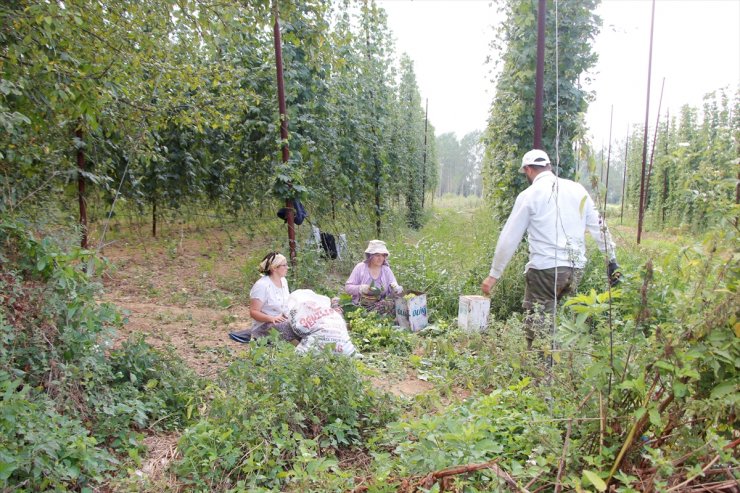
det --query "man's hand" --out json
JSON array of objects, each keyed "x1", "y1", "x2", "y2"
[
  {"x1": 608, "y1": 261, "x2": 621, "y2": 287},
  {"x1": 481, "y1": 276, "x2": 498, "y2": 296}
]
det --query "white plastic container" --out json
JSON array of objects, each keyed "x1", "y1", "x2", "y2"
[
  {"x1": 458, "y1": 295, "x2": 490, "y2": 331},
  {"x1": 395, "y1": 293, "x2": 428, "y2": 332}
]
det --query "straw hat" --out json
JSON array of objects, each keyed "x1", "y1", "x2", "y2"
[{"x1": 364, "y1": 240, "x2": 389, "y2": 255}]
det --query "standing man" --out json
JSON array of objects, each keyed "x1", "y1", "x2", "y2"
[{"x1": 481, "y1": 149, "x2": 619, "y2": 350}]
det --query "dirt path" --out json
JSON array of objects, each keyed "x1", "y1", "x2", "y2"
[{"x1": 100, "y1": 228, "x2": 259, "y2": 376}]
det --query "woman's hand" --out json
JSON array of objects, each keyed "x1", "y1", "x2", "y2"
[
  {"x1": 251, "y1": 298, "x2": 287, "y2": 325},
  {"x1": 331, "y1": 297, "x2": 343, "y2": 314}
]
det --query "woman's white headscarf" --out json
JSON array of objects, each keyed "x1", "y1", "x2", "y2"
[{"x1": 259, "y1": 252, "x2": 287, "y2": 274}]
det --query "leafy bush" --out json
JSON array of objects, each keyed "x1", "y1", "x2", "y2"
[
  {"x1": 410, "y1": 318, "x2": 534, "y2": 392},
  {"x1": 377, "y1": 381, "x2": 560, "y2": 488},
  {"x1": 346, "y1": 309, "x2": 413, "y2": 355},
  {"x1": 0, "y1": 373, "x2": 115, "y2": 492},
  {"x1": 109, "y1": 335, "x2": 203, "y2": 430},
  {"x1": 0, "y1": 220, "x2": 203, "y2": 489},
  {"x1": 388, "y1": 205, "x2": 528, "y2": 322},
  {"x1": 175, "y1": 338, "x2": 399, "y2": 491}
]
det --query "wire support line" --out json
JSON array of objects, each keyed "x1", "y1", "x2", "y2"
[{"x1": 548, "y1": 0, "x2": 561, "y2": 382}]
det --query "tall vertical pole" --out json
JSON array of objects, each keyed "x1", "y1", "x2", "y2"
[
  {"x1": 620, "y1": 125, "x2": 629, "y2": 224},
  {"x1": 272, "y1": 0, "x2": 296, "y2": 264},
  {"x1": 661, "y1": 109, "x2": 670, "y2": 226},
  {"x1": 362, "y1": 0, "x2": 382, "y2": 237},
  {"x1": 736, "y1": 168, "x2": 740, "y2": 229},
  {"x1": 644, "y1": 77, "x2": 665, "y2": 221},
  {"x1": 534, "y1": 0, "x2": 546, "y2": 149},
  {"x1": 421, "y1": 98, "x2": 428, "y2": 209},
  {"x1": 603, "y1": 105, "x2": 614, "y2": 215},
  {"x1": 637, "y1": 0, "x2": 656, "y2": 244}
]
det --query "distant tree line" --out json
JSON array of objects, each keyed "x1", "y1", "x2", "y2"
[{"x1": 436, "y1": 131, "x2": 483, "y2": 198}]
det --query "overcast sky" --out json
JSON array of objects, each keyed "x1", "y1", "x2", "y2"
[{"x1": 377, "y1": 0, "x2": 740, "y2": 149}]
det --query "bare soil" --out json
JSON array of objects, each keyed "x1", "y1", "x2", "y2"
[{"x1": 100, "y1": 227, "x2": 264, "y2": 376}]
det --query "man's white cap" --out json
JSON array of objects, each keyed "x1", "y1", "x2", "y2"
[{"x1": 520, "y1": 149, "x2": 551, "y2": 172}]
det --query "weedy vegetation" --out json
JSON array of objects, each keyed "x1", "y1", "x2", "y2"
[{"x1": 1, "y1": 195, "x2": 737, "y2": 492}]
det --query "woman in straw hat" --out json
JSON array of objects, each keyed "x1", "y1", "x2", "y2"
[
  {"x1": 345, "y1": 240, "x2": 403, "y2": 315},
  {"x1": 228, "y1": 252, "x2": 299, "y2": 343}
]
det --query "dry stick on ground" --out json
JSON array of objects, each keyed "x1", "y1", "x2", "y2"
[
  {"x1": 599, "y1": 391, "x2": 605, "y2": 456},
  {"x1": 608, "y1": 386, "x2": 676, "y2": 489},
  {"x1": 646, "y1": 444, "x2": 740, "y2": 492},
  {"x1": 415, "y1": 460, "x2": 529, "y2": 493},
  {"x1": 554, "y1": 388, "x2": 596, "y2": 493},
  {"x1": 351, "y1": 460, "x2": 532, "y2": 493},
  {"x1": 524, "y1": 472, "x2": 545, "y2": 490},
  {"x1": 664, "y1": 454, "x2": 722, "y2": 492},
  {"x1": 554, "y1": 419, "x2": 573, "y2": 493},
  {"x1": 687, "y1": 480, "x2": 740, "y2": 492},
  {"x1": 639, "y1": 438, "x2": 739, "y2": 484}
]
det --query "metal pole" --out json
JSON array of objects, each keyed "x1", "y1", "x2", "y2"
[
  {"x1": 603, "y1": 105, "x2": 613, "y2": 215},
  {"x1": 421, "y1": 98, "x2": 428, "y2": 209},
  {"x1": 534, "y1": 0, "x2": 546, "y2": 149},
  {"x1": 637, "y1": 0, "x2": 656, "y2": 244},
  {"x1": 272, "y1": 0, "x2": 296, "y2": 264},
  {"x1": 620, "y1": 125, "x2": 629, "y2": 224},
  {"x1": 644, "y1": 77, "x2": 665, "y2": 221}
]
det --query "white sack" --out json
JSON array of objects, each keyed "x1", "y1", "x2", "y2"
[{"x1": 288, "y1": 289, "x2": 356, "y2": 356}]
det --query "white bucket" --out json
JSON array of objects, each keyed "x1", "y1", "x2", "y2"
[
  {"x1": 395, "y1": 293, "x2": 428, "y2": 332},
  {"x1": 458, "y1": 295, "x2": 490, "y2": 331}
]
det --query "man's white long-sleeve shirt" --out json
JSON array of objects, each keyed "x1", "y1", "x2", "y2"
[{"x1": 488, "y1": 171, "x2": 616, "y2": 279}]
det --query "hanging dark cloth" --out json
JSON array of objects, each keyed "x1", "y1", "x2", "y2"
[{"x1": 277, "y1": 199, "x2": 307, "y2": 225}]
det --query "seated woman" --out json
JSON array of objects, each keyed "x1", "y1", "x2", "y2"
[
  {"x1": 228, "y1": 252, "x2": 298, "y2": 343},
  {"x1": 344, "y1": 240, "x2": 403, "y2": 315}
]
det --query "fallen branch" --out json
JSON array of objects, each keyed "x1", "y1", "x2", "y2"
[
  {"x1": 664, "y1": 454, "x2": 721, "y2": 492},
  {"x1": 419, "y1": 459, "x2": 528, "y2": 493},
  {"x1": 683, "y1": 479, "x2": 740, "y2": 492},
  {"x1": 368, "y1": 459, "x2": 532, "y2": 493}
]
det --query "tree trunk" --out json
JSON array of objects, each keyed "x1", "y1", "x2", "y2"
[
  {"x1": 374, "y1": 170, "x2": 381, "y2": 237},
  {"x1": 152, "y1": 200, "x2": 157, "y2": 237},
  {"x1": 272, "y1": 0, "x2": 296, "y2": 264},
  {"x1": 661, "y1": 169, "x2": 668, "y2": 226},
  {"x1": 76, "y1": 127, "x2": 88, "y2": 249}
]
